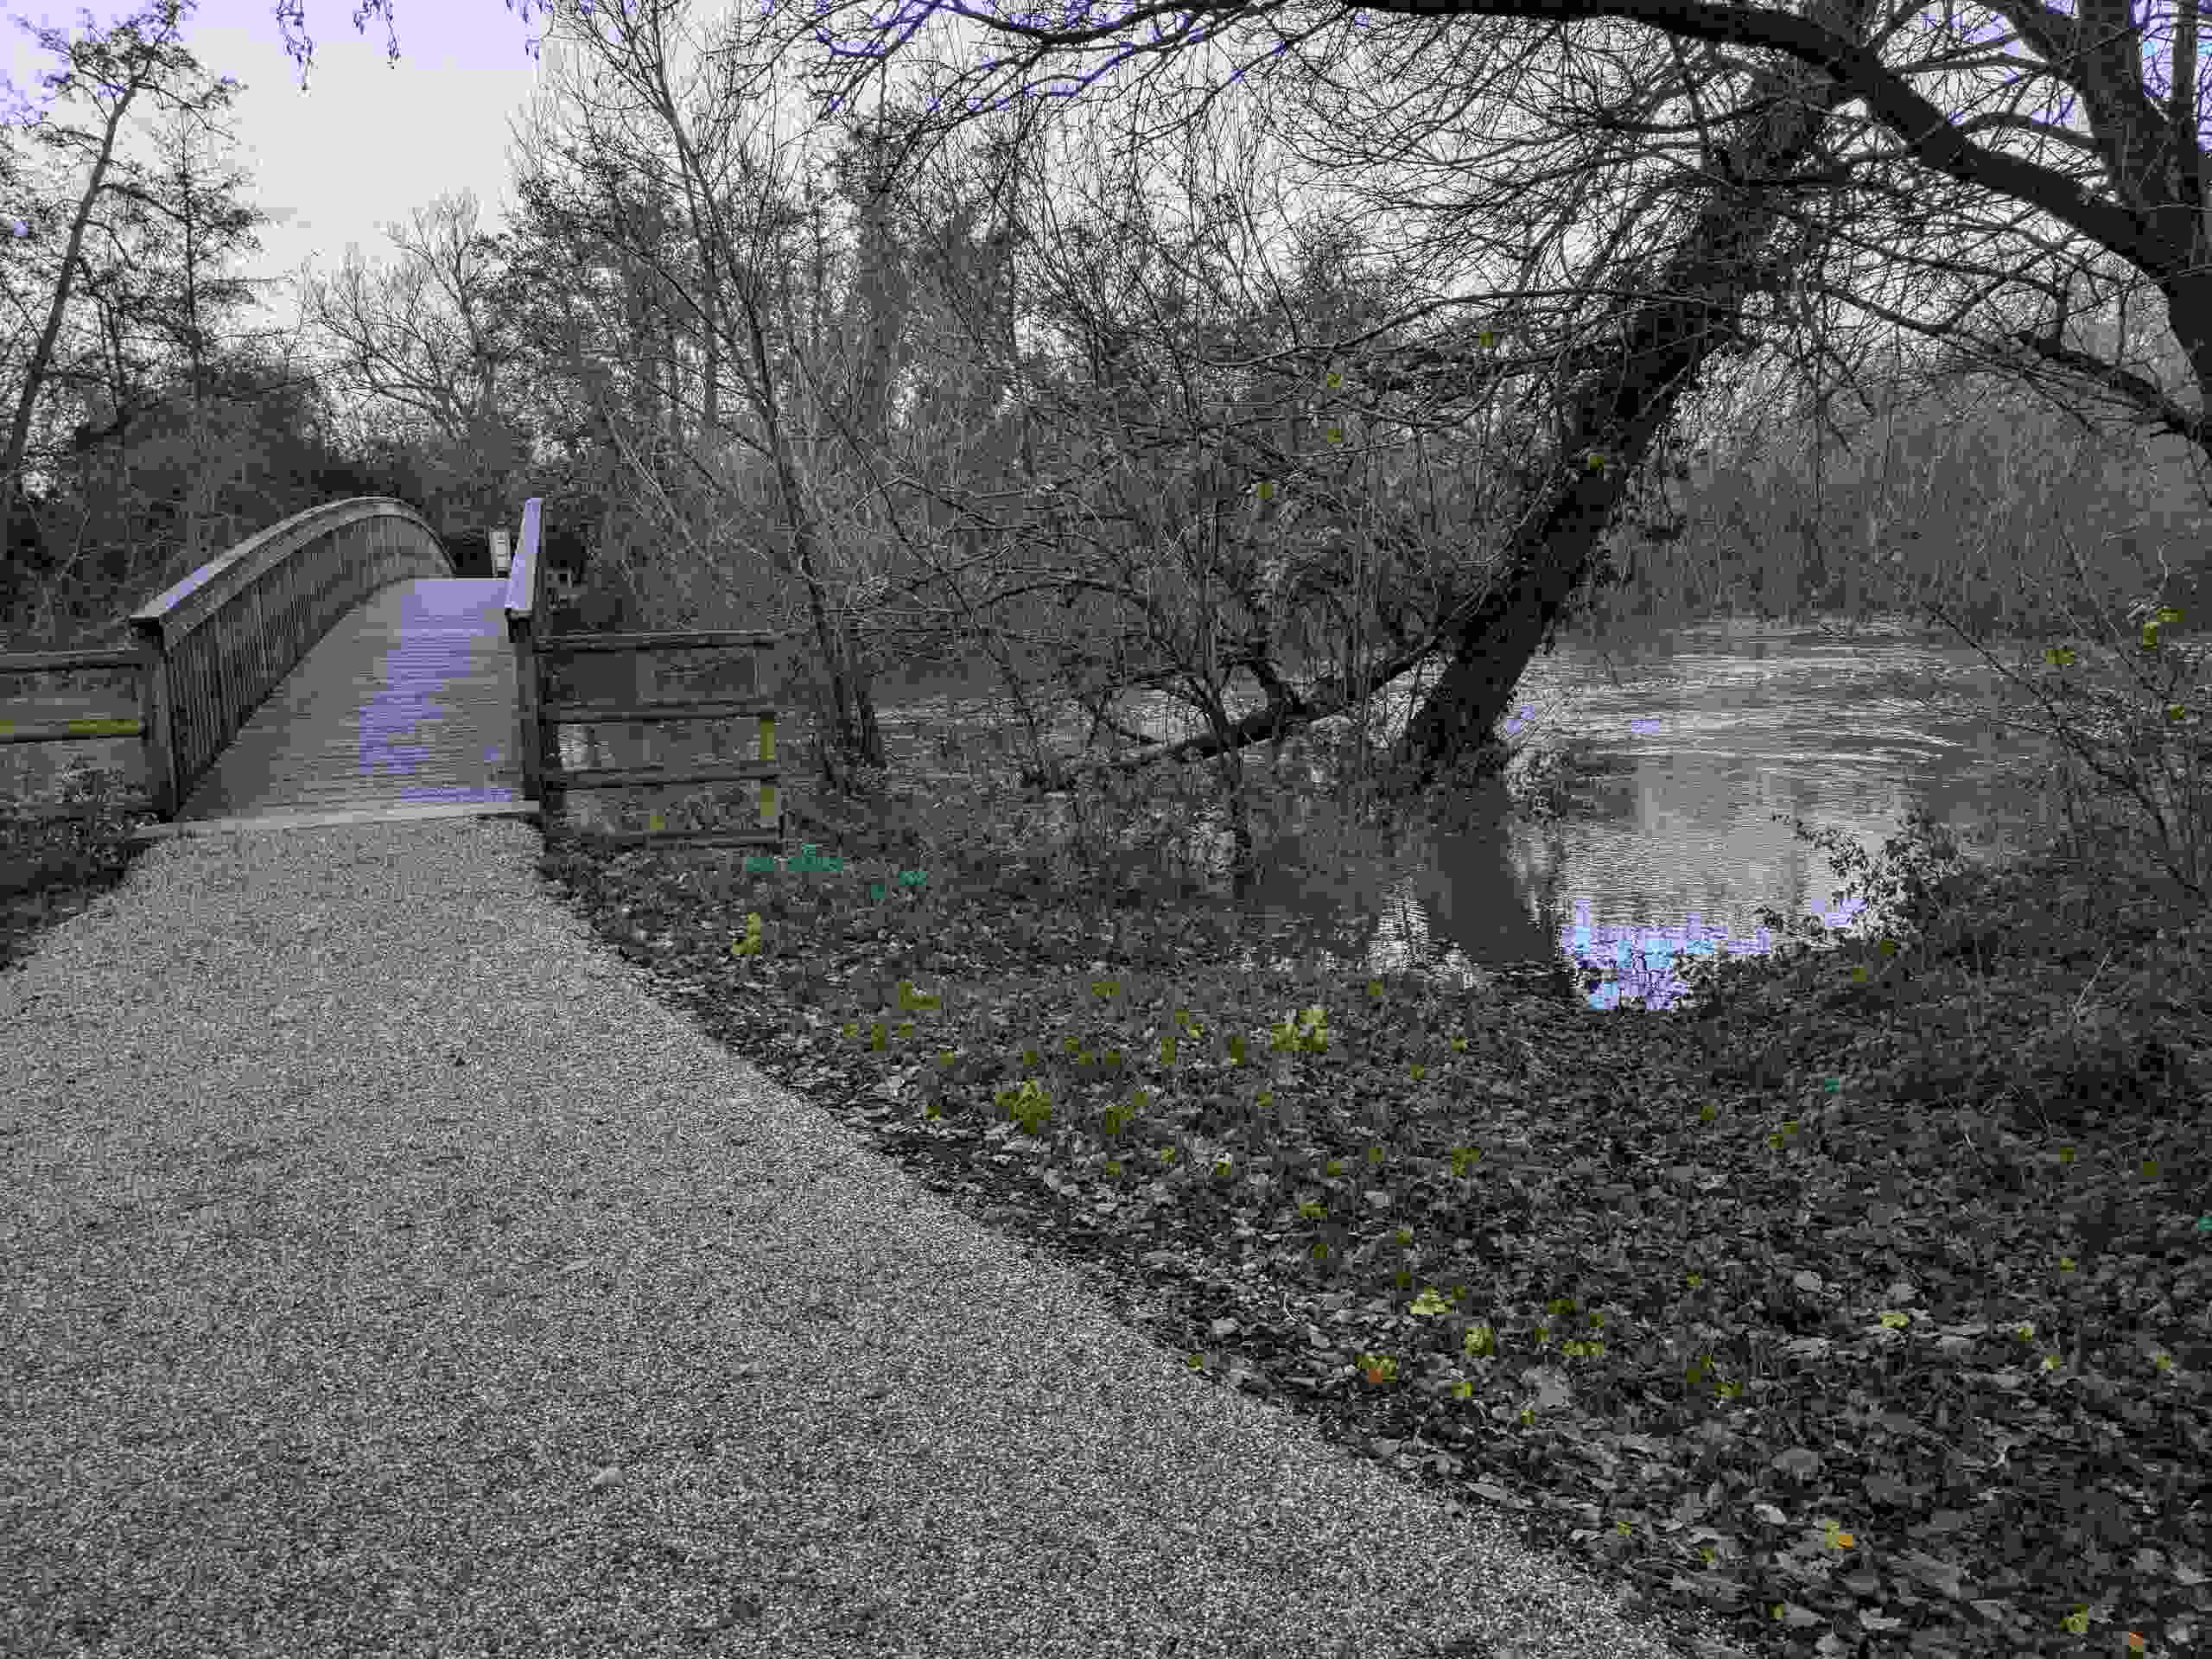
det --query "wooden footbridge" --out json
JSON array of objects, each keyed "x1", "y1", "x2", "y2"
[{"x1": 0, "y1": 498, "x2": 787, "y2": 849}]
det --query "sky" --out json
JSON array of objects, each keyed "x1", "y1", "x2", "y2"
[{"x1": 3, "y1": 0, "x2": 554, "y2": 354}]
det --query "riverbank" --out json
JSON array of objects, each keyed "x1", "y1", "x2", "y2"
[{"x1": 515, "y1": 733, "x2": 2208, "y2": 1659}]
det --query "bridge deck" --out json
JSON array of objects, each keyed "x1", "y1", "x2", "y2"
[{"x1": 135, "y1": 578, "x2": 537, "y2": 840}]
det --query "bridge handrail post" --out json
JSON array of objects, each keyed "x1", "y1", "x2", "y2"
[
  {"x1": 504, "y1": 498, "x2": 546, "y2": 802},
  {"x1": 130, "y1": 616, "x2": 177, "y2": 818}
]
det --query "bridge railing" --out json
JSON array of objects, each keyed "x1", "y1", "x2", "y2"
[
  {"x1": 505, "y1": 496, "x2": 785, "y2": 849},
  {"x1": 0, "y1": 498, "x2": 450, "y2": 818}
]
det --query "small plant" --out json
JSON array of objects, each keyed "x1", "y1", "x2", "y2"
[
  {"x1": 1765, "y1": 804, "x2": 1982, "y2": 964},
  {"x1": 1268, "y1": 1003, "x2": 1331, "y2": 1053},
  {"x1": 1920, "y1": 558, "x2": 2212, "y2": 912}
]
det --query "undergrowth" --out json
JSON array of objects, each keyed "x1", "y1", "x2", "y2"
[
  {"x1": 0, "y1": 760, "x2": 160, "y2": 973},
  {"x1": 522, "y1": 706, "x2": 2209, "y2": 1659}
]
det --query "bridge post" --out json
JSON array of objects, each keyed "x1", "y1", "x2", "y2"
[
  {"x1": 514, "y1": 628, "x2": 543, "y2": 801},
  {"x1": 128, "y1": 615, "x2": 177, "y2": 817},
  {"x1": 505, "y1": 498, "x2": 546, "y2": 801}
]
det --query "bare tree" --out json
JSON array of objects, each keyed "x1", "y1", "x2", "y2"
[
  {"x1": 791, "y1": 0, "x2": 2212, "y2": 460},
  {"x1": 263, "y1": 6, "x2": 1725, "y2": 809},
  {"x1": 1657, "y1": 302, "x2": 2212, "y2": 635},
  {"x1": 797, "y1": 75, "x2": 1551, "y2": 832},
  {"x1": 1337, "y1": 0, "x2": 1890, "y2": 780},
  {"x1": 1, "y1": 0, "x2": 240, "y2": 597},
  {"x1": 272, "y1": 3, "x2": 2212, "y2": 544},
  {"x1": 53, "y1": 86, "x2": 288, "y2": 586},
  {"x1": 758, "y1": 0, "x2": 2212, "y2": 772},
  {"x1": 289, "y1": 191, "x2": 539, "y2": 531},
  {"x1": 496, "y1": 42, "x2": 795, "y2": 597},
  {"x1": 282, "y1": 0, "x2": 2188, "y2": 798},
  {"x1": 491, "y1": 0, "x2": 1049, "y2": 789},
  {"x1": 775, "y1": 5, "x2": 1880, "y2": 796}
]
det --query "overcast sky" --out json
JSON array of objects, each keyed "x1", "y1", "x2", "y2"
[{"x1": 3, "y1": 0, "x2": 555, "y2": 353}]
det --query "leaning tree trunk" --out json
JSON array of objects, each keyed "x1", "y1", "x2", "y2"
[
  {"x1": 1009, "y1": 0, "x2": 1882, "y2": 798},
  {"x1": 1393, "y1": 0, "x2": 1883, "y2": 786}
]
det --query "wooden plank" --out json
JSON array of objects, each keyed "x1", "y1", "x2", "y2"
[
  {"x1": 513, "y1": 607, "x2": 785, "y2": 848},
  {"x1": 0, "y1": 646, "x2": 145, "y2": 673},
  {"x1": 538, "y1": 759, "x2": 779, "y2": 790},
  {"x1": 0, "y1": 688, "x2": 149, "y2": 806},
  {"x1": 0, "y1": 715, "x2": 144, "y2": 742},
  {"x1": 0, "y1": 650, "x2": 152, "y2": 811},
  {"x1": 166, "y1": 577, "x2": 530, "y2": 823},
  {"x1": 536, "y1": 696, "x2": 778, "y2": 725},
  {"x1": 534, "y1": 630, "x2": 779, "y2": 656}
]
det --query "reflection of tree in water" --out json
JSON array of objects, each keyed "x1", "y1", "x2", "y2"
[{"x1": 1354, "y1": 874, "x2": 1438, "y2": 982}]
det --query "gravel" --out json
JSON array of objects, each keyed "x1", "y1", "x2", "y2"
[{"x1": 2, "y1": 815, "x2": 1743, "y2": 1659}]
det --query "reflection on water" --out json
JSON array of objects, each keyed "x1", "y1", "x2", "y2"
[{"x1": 842, "y1": 617, "x2": 2207, "y2": 1012}]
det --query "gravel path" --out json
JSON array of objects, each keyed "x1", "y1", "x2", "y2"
[{"x1": 2, "y1": 817, "x2": 1737, "y2": 1659}]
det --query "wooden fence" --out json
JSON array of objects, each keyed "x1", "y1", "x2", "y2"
[
  {"x1": 0, "y1": 642, "x2": 154, "y2": 823},
  {"x1": 505, "y1": 497, "x2": 785, "y2": 849}
]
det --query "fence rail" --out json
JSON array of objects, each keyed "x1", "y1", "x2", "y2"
[{"x1": 505, "y1": 499, "x2": 785, "y2": 849}]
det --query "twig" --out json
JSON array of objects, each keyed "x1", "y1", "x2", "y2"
[{"x1": 2069, "y1": 945, "x2": 2116, "y2": 1027}]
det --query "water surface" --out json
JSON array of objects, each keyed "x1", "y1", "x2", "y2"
[{"x1": 747, "y1": 615, "x2": 2204, "y2": 1011}]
